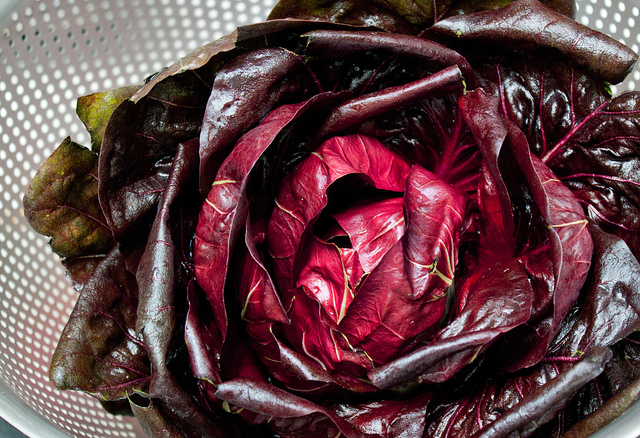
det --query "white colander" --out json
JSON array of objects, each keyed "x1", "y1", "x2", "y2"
[{"x1": 0, "y1": 1, "x2": 639, "y2": 437}]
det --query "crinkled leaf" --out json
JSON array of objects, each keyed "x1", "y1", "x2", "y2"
[
  {"x1": 49, "y1": 248, "x2": 148, "y2": 400},
  {"x1": 470, "y1": 347, "x2": 612, "y2": 438},
  {"x1": 550, "y1": 225, "x2": 640, "y2": 359},
  {"x1": 215, "y1": 378, "x2": 373, "y2": 438},
  {"x1": 236, "y1": 216, "x2": 339, "y2": 394},
  {"x1": 23, "y1": 137, "x2": 113, "y2": 259},
  {"x1": 267, "y1": 134, "x2": 411, "y2": 292},
  {"x1": 319, "y1": 66, "x2": 466, "y2": 136},
  {"x1": 370, "y1": 257, "x2": 533, "y2": 388},
  {"x1": 282, "y1": 286, "x2": 376, "y2": 390},
  {"x1": 297, "y1": 236, "x2": 356, "y2": 324},
  {"x1": 76, "y1": 86, "x2": 141, "y2": 152},
  {"x1": 129, "y1": 397, "x2": 185, "y2": 438},
  {"x1": 329, "y1": 393, "x2": 433, "y2": 438},
  {"x1": 339, "y1": 165, "x2": 470, "y2": 365},
  {"x1": 195, "y1": 95, "x2": 337, "y2": 345},
  {"x1": 402, "y1": 165, "x2": 471, "y2": 299},
  {"x1": 461, "y1": 89, "x2": 593, "y2": 367},
  {"x1": 424, "y1": 347, "x2": 611, "y2": 437},
  {"x1": 134, "y1": 139, "x2": 230, "y2": 438},
  {"x1": 304, "y1": 30, "x2": 475, "y2": 89},
  {"x1": 428, "y1": 0, "x2": 637, "y2": 84},
  {"x1": 547, "y1": 92, "x2": 640, "y2": 259},
  {"x1": 332, "y1": 197, "x2": 404, "y2": 273}
]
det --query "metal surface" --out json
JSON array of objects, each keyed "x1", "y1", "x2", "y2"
[{"x1": 0, "y1": 0, "x2": 638, "y2": 437}]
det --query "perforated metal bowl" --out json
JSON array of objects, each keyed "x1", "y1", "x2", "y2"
[{"x1": 0, "y1": 1, "x2": 639, "y2": 437}]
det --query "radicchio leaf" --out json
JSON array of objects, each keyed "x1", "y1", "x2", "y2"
[
  {"x1": 134, "y1": 139, "x2": 230, "y2": 437},
  {"x1": 214, "y1": 378, "x2": 372, "y2": 438},
  {"x1": 547, "y1": 92, "x2": 640, "y2": 259},
  {"x1": 303, "y1": 31, "x2": 475, "y2": 89},
  {"x1": 195, "y1": 95, "x2": 339, "y2": 346},
  {"x1": 338, "y1": 165, "x2": 471, "y2": 365},
  {"x1": 461, "y1": 89, "x2": 593, "y2": 369},
  {"x1": 268, "y1": 0, "x2": 575, "y2": 33},
  {"x1": 369, "y1": 257, "x2": 533, "y2": 388},
  {"x1": 427, "y1": 0, "x2": 637, "y2": 84},
  {"x1": 198, "y1": 47, "x2": 316, "y2": 192},
  {"x1": 469, "y1": 347, "x2": 612, "y2": 438},
  {"x1": 23, "y1": 137, "x2": 113, "y2": 259},
  {"x1": 49, "y1": 248, "x2": 148, "y2": 400},
  {"x1": 319, "y1": 66, "x2": 465, "y2": 137},
  {"x1": 76, "y1": 86, "x2": 141, "y2": 153},
  {"x1": 332, "y1": 196, "x2": 405, "y2": 274},
  {"x1": 99, "y1": 69, "x2": 211, "y2": 271},
  {"x1": 267, "y1": 134, "x2": 411, "y2": 291}
]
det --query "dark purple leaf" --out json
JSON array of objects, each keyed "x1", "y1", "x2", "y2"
[
  {"x1": 470, "y1": 347, "x2": 612, "y2": 438},
  {"x1": 547, "y1": 92, "x2": 640, "y2": 259},
  {"x1": 98, "y1": 70, "x2": 211, "y2": 271},
  {"x1": 198, "y1": 47, "x2": 317, "y2": 192},
  {"x1": 215, "y1": 378, "x2": 372, "y2": 438},
  {"x1": 428, "y1": 0, "x2": 637, "y2": 84},
  {"x1": 303, "y1": 30, "x2": 475, "y2": 89},
  {"x1": 49, "y1": 248, "x2": 148, "y2": 400},
  {"x1": 319, "y1": 65, "x2": 465, "y2": 136},
  {"x1": 461, "y1": 89, "x2": 593, "y2": 367},
  {"x1": 135, "y1": 139, "x2": 231, "y2": 438},
  {"x1": 268, "y1": 0, "x2": 575, "y2": 33}
]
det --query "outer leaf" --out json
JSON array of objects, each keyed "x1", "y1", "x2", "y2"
[
  {"x1": 76, "y1": 86, "x2": 141, "y2": 152},
  {"x1": 23, "y1": 137, "x2": 113, "y2": 258},
  {"x1": 135, "y1": 139, "x2": 230, "y2": 438},
  {"x1": 132, "y1": 34, "x2": 236, "y2": 103},
  {"x1": 428, "y1": 0, "x2": 637, "y2": 84},
  {"x1": 98, "y1": 70, "x2": 211, "y2": 271},
  {"x1": 547, "y1": 92, "x2": 640, "y2": 259},
  {"x1": 129, "y1": 398, "x2": 185, "y2": 438},
  {"x1": 268, "y1": 0, "x2": 575, "y2": 33},
  {"x1": 198, "y1": 47, "x2": 316, "y2": 192},
  {"x1": 424, "y1": 347, "x2": 612, "y2": 437},
  {"x1": 49, "y1": 248, "x2": 148, "y2": 400},
  {"x1": 470, "y1": 347, "x2": 612, "y2": 438},
  {"x1": 550, "y1": 225, "x2": 640, "y2": 359},
  {"x1": 215, "y1": 378, "x2": 373, "y2": 438},
  {"x1": 268, "y1": 0, "x2": 418, "y2": 34},
  {"x1": 318, "y1": 66, "x2": 466, "y2": 136},
  {"x1": 303, "y1": 31, "x2": 475, "y2": 89},
  {"x1": 461, "y1": 89, "x2": 593, "y2": 367}
]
